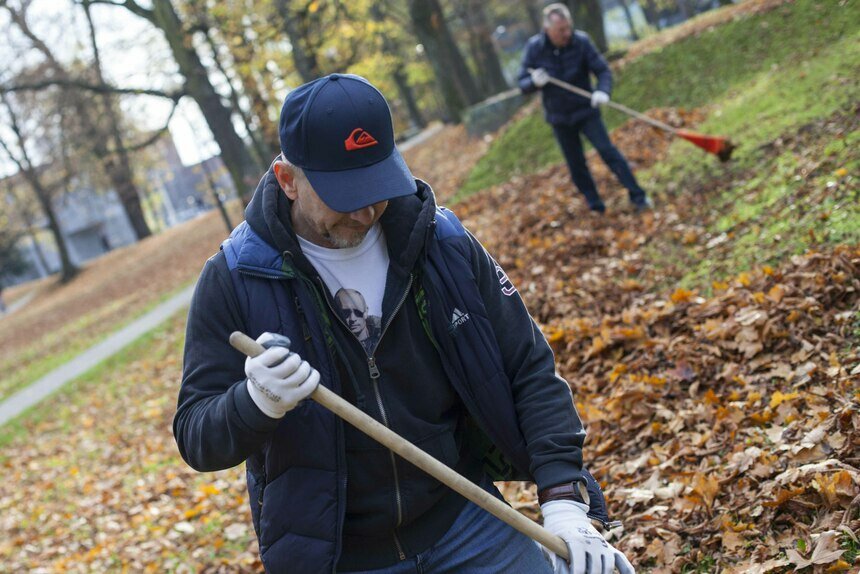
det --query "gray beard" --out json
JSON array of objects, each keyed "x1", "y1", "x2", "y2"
[{"x1": 327, "y1": 231, "x2": 367, "y2": 249}]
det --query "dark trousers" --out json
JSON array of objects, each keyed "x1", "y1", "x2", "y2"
[{"x1": 552, "y1": 116, "x2": 647, "y2": 211}]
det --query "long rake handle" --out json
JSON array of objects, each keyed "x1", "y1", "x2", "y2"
[
  {"x1": 528, "y1": 68, "x2": 678, "y2": 134},
  {"x1": 229, "y1": 331, "x2": 570, "y2": 561}
]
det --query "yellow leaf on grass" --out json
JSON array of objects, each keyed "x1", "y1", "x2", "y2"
[
  {"x1": 608, "y1": 364, "x2": 628, "y2": 383},
  {"x1": 763, "y1": 486, "x2": 806, "y2": 507},
  {"x1": 712, "y1": 281, "x2": 729, "y2": 291},
  {"x1": 767, "y1": 284, "x2": 786, "y2": 303},
  {"x1": 770, "y1": 390, "x2": 799, "y2": 409},
  {"x1": 691, "y1": 473, "x2": 720, "y2": 509},
  {"x1": 752, "y1": 291, "x2": 766, "y2": 304},
  {"x1": 184, "y1": 503, "x2": 205, "y2": 519},
  {"x1": 737, "y1": 272, "x2": 751, "y2": 287},
  {"x1": 200, "y1": 484, "x2": 221, "y2": 497},
  {"x1": 762, "y1": 265, "x2": 775, "y2": 276},
  {"x1": 815, "y1": 471, "x2": 858, "y2": 506},
  {"x1": 834, "y1": 168, "x2": 848, "y2": 178},
  {"x1": 826, "y1": 560, "x2": 852, "y2": 572},
  {"x1": 704, "y1": 389, "x2": 720, "y2": 405},
  {"x1": 670, "y1": 287, "x2": 695, "y2": 303},
  {"x1": 750, "y1": 410, "x2": 775, "y2": 425},
  {"x1": 546, "y1": 328, "x2": 565, "y2": 344}
]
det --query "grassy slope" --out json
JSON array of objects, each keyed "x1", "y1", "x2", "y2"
[{"x1": 460, "y1": 0, "x2": 858, "y2": 197}]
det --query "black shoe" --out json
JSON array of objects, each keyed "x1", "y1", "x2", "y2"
[
  {"x1": 589, "y1": 204, "x2": 606, "y2": 214},
  {"x1": 633, "y1": 198, "x2": 653, "y2": 213}
]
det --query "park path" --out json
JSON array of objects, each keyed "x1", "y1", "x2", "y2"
[
  {"x1": 0, "y1": 125, "x2": 444, "y2": 428},
  {"x1": 0, "y1": 284, "x2": 195, "y2": 426}
]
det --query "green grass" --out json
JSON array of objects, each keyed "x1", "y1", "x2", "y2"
[
  {"x1": 640, "y1": 25, "x2": 859, "y2": 288},
  {"x1": 0, "y1": 279, "x2": 194, "y2": 403},
  {"x1": 459, "y1": 0, "x2": 860, "y2": 197},
  {"x1": 0, "y1": 313, "x2": 182, "y2": 450}
]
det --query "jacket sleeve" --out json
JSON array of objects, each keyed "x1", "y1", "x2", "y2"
[
  {"x1": 582, "y1": 33, "x2": 613, "y2": 95},
  {"x1": 518, "y1": 39, "x2": 540, "y2": 94},
  {"x1": 172, "y1": 252, "x2": 281, "y2": 472},
  {"x1": 465, "y1": 231, "x2": 587, "y2": 490}
]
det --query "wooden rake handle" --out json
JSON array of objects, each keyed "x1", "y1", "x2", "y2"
[
  {"x1": 527, "y1": 67, "x2": 678, "y2": 134},
  {"x1": 229, "y1": 331, "x2": 570, "y2": 560}
]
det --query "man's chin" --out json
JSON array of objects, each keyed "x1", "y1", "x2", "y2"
[{"x1": 329, "y1": 229, "x2": 369, "y2": 249}]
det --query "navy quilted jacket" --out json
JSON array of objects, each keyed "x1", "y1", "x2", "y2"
[
  {"x1": 518, "y1": 31, "x2": 612, "y2": 125},
  {"x1": 174, "y1": 171, "x2": 609, "y2": 573}
]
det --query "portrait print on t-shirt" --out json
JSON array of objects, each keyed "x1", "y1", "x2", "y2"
[{"x1": 334, "y1": 288, "x2": 382, "y2": 353}]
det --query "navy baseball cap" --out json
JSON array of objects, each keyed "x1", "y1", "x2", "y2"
[{"x1": 279, "y1": 74, "x2": 417, "y2": 213}]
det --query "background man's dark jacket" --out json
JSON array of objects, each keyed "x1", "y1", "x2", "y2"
[
  {"x1": 518, "y1": 31, "x2": 612, "y2": 125},
  {"x1": 174, "y1": 171, "x2": 606, "y2": 573}
]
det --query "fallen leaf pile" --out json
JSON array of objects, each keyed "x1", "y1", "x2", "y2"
[
  {"x1": 457, "y1": 114, "x2": 859, "y2": 571},
  {"x1": 0, "y1": 106, "x2": 856, "y2": 572}
]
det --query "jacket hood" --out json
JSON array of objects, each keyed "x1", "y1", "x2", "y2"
[{"x1": 241, "y1": 166, "x2": 438, "y2": 279}]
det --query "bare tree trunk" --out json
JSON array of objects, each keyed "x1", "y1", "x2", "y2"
[
  {"x1": 115, "y1": 0, "x2": 259, "y2": 205},
  {"x1": 522, "y1": 0, "x2": 542, "y2": 34},
  {"x1": 199, "y1": 159, "x2": 233, "y2": 233},
  {"x1": 458, "y1": 0, "x2": 509, "y2": 97},
  {"x1": 565, "y1": 0, "x2": 608, "y2": 53},
  {"x1": 391, "y1": 66, "x2": 427, "y2": 130},
  {"x1": 408, "y1": 0, "x2": 482, "y2": 120},
  {"x1": 276, "y1": 0, "x2": 322, "y2": 83},
  {"x1": 6, "y1": 0, "x2": 152, "y2": 240},
  {"x1": 5, "y1": 180, "x2": 50, "y2": 274},
  {"x1": 0, "y1": 94, "x2": 78, "y2": 282},
  {"x1": 617, "y1": 0, "x2": 641, "y2": 41},
  {"x1": 200, "y1": 26, "x2": 268, "y2": 171},
  {"x1": 369, "y1": 2, "x2": 427, "y2": 130},
  {"x1": 230, "y1": 29, "x2": 280, "y2": 159},
  {"x1": 640, "y1": 0, "x2": 663, "y2": 29},
  {"x1": 81, "y1": 1, "x2": 152, "y2": 240}
]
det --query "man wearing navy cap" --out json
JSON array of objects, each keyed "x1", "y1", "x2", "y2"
[{"x1": 174, "y1": 74, "x2": 634, "y2": 574}]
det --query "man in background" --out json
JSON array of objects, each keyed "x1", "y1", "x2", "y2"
[{"x1": 519, "y1": 3, "x2": 651, "y2": 214}]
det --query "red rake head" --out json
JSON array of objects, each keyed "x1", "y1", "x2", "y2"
[{"x1": 676, "y1": 129, "x2": 736, "y2": 162}]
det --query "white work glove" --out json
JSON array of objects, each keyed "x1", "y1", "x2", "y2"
[
  {"x1": 591, "y1": 90, "x2": 610, "y2": 108},
  {"x1": 539, "y1": 500, "x2": 635, "y2": 574},
  {"x1": 531, "y1": 67, "x2": 550, "y2": 88},
  {"x1": 245, "y1": 332, "x2": 320, "y2": 419}
]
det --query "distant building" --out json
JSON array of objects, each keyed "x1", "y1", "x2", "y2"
[
  {"x1": 2, "y1": 133, "x2": 236, "y2": 286},
  {"x1": 146, "y1": 134, "x2": 236, "y2": 228}
]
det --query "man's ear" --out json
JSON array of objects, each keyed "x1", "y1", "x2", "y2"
[{"x1": 273, "y1": 159, "x2": 299, "y2": 201}]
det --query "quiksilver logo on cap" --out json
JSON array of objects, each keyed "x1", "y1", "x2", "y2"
[{"x1": 345, "y1": 128, "x2": 378, "y2": 151}]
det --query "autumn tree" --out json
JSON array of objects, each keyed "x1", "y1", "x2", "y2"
[
  {"x1": 565, "y1": 0, "x2": 607, "y2": 53},
  {"x1": 88, "y1": 0, "x2": 260, "y2": 204},
  {"x1": 0, "y1": 89, "x2": 78, "y2": 281},
  {"x1": 2, "y1": 0, "x2": 156, "y2": 239},
  {"x1": 408, "y1": 0, "x2": 482, "y2": 120},
  {"x1": 452, "y1": 0, "x2": 509, "y2": 97}
]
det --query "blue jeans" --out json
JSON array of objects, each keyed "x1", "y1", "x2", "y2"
[
  {"x1": 343, "y1": 481, "x2": 553, "y2": 573},
  {"x1": 552, "y1": 115, "x2": 647, "y2": 211}
]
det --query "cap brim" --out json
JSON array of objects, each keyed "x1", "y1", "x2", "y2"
[{"x1": 303, "y1": 147, "x2": 417, "y2": 213}]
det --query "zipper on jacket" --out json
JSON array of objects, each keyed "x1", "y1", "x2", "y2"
[
  {"x1": 317, "y1": 274, "x2": 414, "y2": 533},
  {"x1": 393, "y1": 531, "x2": 406, "y2": 561}
]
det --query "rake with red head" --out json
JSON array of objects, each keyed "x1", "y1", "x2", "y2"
[{"x1": 532, "y1": 71, "x2": 736, "y2": 162}]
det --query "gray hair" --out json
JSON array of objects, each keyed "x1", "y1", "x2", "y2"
[{"x1": 543, "y1": 3, "x2": 572, "y2": 26}]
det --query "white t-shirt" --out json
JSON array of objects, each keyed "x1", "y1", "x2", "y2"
[{"x1": 298, "y1": 223, "x2": 389, "y2": 353}]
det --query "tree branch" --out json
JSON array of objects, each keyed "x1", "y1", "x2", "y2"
[
  {"x1": 125, "y1": 99, "x2": 181, "y2": 152},
  {"x1": 1, "y1": 79, "x2": 185, "y2": 101},
  {"x1": 84, "y1": 0, "x2": 155, "y2": 22}
]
